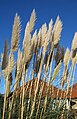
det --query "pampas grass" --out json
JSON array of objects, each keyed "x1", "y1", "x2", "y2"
[
  {"x1": 2, "y1": 40, "x2": 8, "y2": 70},
  {"x1": 14, "y1": 49, "x2": 22, "y2": 90},
  {"x1": 29, "y1": 9, "x2": 36, "y2": 33},
  {"x1": 64, "y1": 48, "x2": 70, "y2": 67},
  {"x1": 53, "y1": 16, "x2": 62, "y2": 45},
  {"x1": 72, "y1": 32, "x2": 77, "y2": 50},
  {"x1": 1, "y1": 9, "x2": 77, "y2": 119},
  {"x1": 51, "y1": 61, "x2": 62, "y2": 82},
  {"x1": 11, "y1": 13, "x2": 21, "y2": 52}
]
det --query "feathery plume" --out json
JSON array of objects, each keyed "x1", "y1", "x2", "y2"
[
  {"x1": 51, "y1": 61, "x2": 62, "y2": 82},
  {"x1": 64, "y1": 48, "x2": 70, "y2": 67},
  {"x1": 31, "y1": 30, "x2": 37, "y2": 49},
  {"x1": 23, "y1": 35, "x2": 31, "y2": 65},
  {"x1": 2, "y1": 40, "x2": 8, "y2": 70},
  {"x1": 17, "y1": 49, "x2": 22, "y2": 71},
  {"x1": 72, "y1": 32, "x2": 77, "y2": 50},
  {"x1": 43, "y1": 38, "x2": 49, "y2": 53},
  {"x1": 41, "y1": 23, "x2": 47, "y2": 44},
  {"x1": 16, "y1": 49, "x2": 22, "y2": 77},
  {"x1": 29, "y1": 9, "x2": 36, "y2": 33},
  {"x1": 38, "y1": 28, "x2": 42, "y2": 39},
  {"x1": 53, "y1": 16, "x2": 62, "y2": 45},
  {"x1": 48, "y1": 19, "x2": 53, "y2": 32},
  {"x1": 23, "y1": 23, "x2": 31, "y2": 49},
  {"x1": 23, "y1": 9, "x2": 36, "y2": 49},
  {"x1": 43, "y1": 29, "x2": 51, "y2": 52},
  {"x1": 8, "y1": 53, "x2": 14, "y2": 74},
  {"x1": 24, "y1": 22, "x2": 29, "y2": 37},
  {"x1": 23, "y1": 23, "x2": 32, "y2": 70},
  {"x1": 17, "y1": 49, "x2": 22, "y2": 69},
  {"x1": 42, "y1": 23, "x2": 52, "y2": 53},
  {"x1": 11, "y1": 13, "x2": 21, "y2": 52},
  {"x1": 37, "y1": 28, "x2": 42, "y2": 48},
  {"x1": 14, "y1": 50, "x2": 22, "y2": 89}
]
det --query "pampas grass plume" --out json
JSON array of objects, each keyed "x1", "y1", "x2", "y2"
[
  {"x1": 72, "y1": 32, "x2": 77, "y2": 50},
  {"x1": 17, "y1": 49, "x2": 22, "y2": 74},
  {"x1": 2, "y1": 40, "x2": 8, "y2": 70},
  {"x1": 51, "y1": 61, "x2": 62, "y2": 82},
  {"x1": 11, "y1": 13, "x2": 21, "y2": 52},
  {"x1": 48, "y1": 19, "x2": 53, "y2": 31},
  {"x1": 31, "y1": 30, "x2": 37, "y2": 47},
  {"x1": 64, "y1": 48, "x2": 70, "y2": 67},
  {"x1": 29, "y1": 9, "x2": 36, "y2": 33},
  {"x1": 41, "y1": 23, "x2": 47, "y2": 42},
  {"x1": 53, "y1": 16, "x2": 62, "y2": 45}
]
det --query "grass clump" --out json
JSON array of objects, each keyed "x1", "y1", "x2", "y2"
[{"x1": 0, "y1": 9, "x2": 77, "y2": 119}]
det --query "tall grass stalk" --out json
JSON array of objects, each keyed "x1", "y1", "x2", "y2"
[
  {"x1": 30, "y1": 49, "x2": 46, "y2": 118},
  {"x1": 21, "y1": 65, "x2": 25, "y2": 119},
  {"x1": 36, "y1": 49, "x2": 54, "y2": 118},
  {"x1": 2, "y1": 76, "x2": 9, "y2": 119}
]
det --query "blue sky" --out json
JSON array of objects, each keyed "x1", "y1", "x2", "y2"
[
  {"x1": 0, "y1": 0, "x2": 77, "y2": 51},
  {"x1": 0, "y1": 0, "x2": 77, "y2": 93}
]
